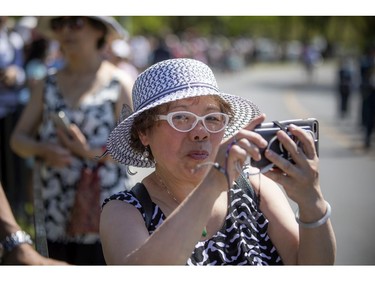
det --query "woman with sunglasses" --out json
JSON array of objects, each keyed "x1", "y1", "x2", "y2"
[
  {"x1": 100, "y1": 58, "x2": 336, "y2": 265},
  {"x1": 10, "y1": 16, "x2": 134, "y2": 265}
]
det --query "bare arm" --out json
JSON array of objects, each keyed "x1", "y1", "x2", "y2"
[
  {"x1": 100, "y1": 169, "x2": 228, "y2": 265},
  {"x1": 0, "y1": 183, "x2": 67, "y2": 265},
  {"x1": 248, "y1": 173, "x2": 300, "y2": 264},
  {"x1": 10, "y1": 80, "x2": 73, "y2": 167},
  {"x1": 262, "y1": 125, "x2": 336, "y2": 264},
  {"x1": 223, "y1": 115, "x2": 335, "y2": 265},
  {"x1": 10, "y1": 79, "x2": 44, "y2": 158}
]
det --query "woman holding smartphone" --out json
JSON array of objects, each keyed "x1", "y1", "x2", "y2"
[
  {"x1": 100, "y1": 58, "x2": 336, "y2": 265},
  {"x1": 10, "y1": 16, "x2": 134, "y2": 265}
]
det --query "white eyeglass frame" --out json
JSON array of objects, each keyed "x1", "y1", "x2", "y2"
[{"x1": 157, "y1": 111, "x2": 229, "y2": 133}]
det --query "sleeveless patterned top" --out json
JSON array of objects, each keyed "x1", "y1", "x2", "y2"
[
  {"x1": 102, "y1": 179, "x2": 283, "y2": 265},
  {"x1": 36, "y1": 72, "x2": 134, "y2": 244}
]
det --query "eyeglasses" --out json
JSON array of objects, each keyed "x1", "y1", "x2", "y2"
[
  {"x1": 157, "y1": 111, "x2": 229, "y2": 133},
  {"x1": 50, "y1": 17, "x2": 85, "y2": 32}
]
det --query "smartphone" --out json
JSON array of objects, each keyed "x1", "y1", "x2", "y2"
[
  {"x1": 250, "y1": 118, "x2": 319, "y2": 170},
  {"x1": 51, "y1": 110, "x2": 71, "y2": 133}
]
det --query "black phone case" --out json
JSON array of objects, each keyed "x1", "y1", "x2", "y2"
[{"x1": 251, "y1": 118, "x2": 319, "y2": 169}]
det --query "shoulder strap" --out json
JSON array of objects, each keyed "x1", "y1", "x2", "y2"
[
  {"x1": 235, "y1": 174, "x2": 260, "y2": 206},
  {"x1": 131, "y1": 183, "x2": 153, "y2": 229}
]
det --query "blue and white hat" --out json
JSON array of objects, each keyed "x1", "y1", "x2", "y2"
[{"x1": 107, "y1": 58, "x2": 260, "y2": 168}]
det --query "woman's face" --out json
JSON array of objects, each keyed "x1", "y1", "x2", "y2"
[{"x1": 139, "y1": 96, "x2": 226, "y2": 182}]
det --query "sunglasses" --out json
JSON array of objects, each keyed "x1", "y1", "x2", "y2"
[
  {"x1": 50, "y1": 17, "x2": 85, "y2": 32},
  {"x1": 157, "y1": 111, "x2": 229, "y2": 133}
]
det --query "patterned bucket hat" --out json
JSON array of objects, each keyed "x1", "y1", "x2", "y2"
[{"x1": 107, "y1": 58, "x2": 261, "y2": 168}]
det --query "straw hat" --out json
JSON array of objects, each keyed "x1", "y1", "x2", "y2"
[
  {"x1": 36, "y1": 16, "x2": 128, "y2": 41},
  {"x1": 107, "y1": 58, "x2": 261, "y2": 168}
]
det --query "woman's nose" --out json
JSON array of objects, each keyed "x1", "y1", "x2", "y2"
[{"x1": 191, "y1": 120, "x2": 209, "y2": 141}]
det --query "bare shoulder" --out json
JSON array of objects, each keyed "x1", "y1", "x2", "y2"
[
  {"x1": 101, "y1": 199, "x2": 144, "y2": 227},
  {"x1": 100, "y1": 198, "x2": 150, "y2": 264},
  {"x1": 103, "y1": 60, "x2": 135, "y2": 88}
]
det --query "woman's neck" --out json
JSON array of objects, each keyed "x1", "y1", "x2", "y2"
[
  {"x1": 63, "y1": 53, "x2": 103, "y2": 75},
  {"x1": 152, "y1": 169, "x2": 200, "y2": 204}
]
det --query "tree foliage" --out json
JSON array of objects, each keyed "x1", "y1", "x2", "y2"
[{"x1": 119, "y1": 16, "x2": 374, "y2": 52}]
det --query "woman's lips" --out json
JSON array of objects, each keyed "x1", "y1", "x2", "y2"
[{"x1": 188, "y1": 150, "x2": 209, "y2": 160}]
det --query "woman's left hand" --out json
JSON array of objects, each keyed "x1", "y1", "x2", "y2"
[
  {"x1": 263, "y1": 124, "x2": 322, "y2": 206},
  {"x1": 216, "y1": 114, "x2": 268, "y2": 186}
]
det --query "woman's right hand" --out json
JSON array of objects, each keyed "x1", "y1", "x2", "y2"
[{"x1": 38, "y1": 142, "x2": 73, "y2": 167}]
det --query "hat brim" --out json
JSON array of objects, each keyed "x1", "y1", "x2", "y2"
[
  {"x1": 107, "y1": 87, "x2": 260, "y2": 168},
  {"x1": 36, "y1": 16, "x2": 128, "y2": 41}
]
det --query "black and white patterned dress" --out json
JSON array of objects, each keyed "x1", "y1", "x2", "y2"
[
  {"x1": 36, "y1": 72, "x2": 134, "y2": 244},
  {"x1": 102, "y1": 180, "x2": 283, "y2": 265}
]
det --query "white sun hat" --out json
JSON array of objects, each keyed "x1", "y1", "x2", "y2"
[{"x1": 37, "y1": 16, "x2": 128, "y2": 41}]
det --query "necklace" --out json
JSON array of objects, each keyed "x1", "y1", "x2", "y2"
[
  {"x1": 155, "y1": 171, "x2": 179, "y2": 204},
  {"x1": 154, "y1": 171, "x2": 207, "y2": 238}
]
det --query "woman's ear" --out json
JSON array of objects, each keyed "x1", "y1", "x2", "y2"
[{"x1": 138, "y1": 130, "x2": 149, "y2": 146}]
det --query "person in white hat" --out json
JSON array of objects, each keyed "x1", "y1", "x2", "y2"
[
  {"x1": 105, "y1": 39, "x2": 139, "y2": 81},
  {"x1": 10, "y1": 16, "x2": 134, "y2": 265},
  {"x1": 100, "y1": 58, "x2": 336, "y2": 265}
]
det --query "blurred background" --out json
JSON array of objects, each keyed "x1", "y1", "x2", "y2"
[{"x1": 1, "y1": 16, "x2": 374, "y2": 265}]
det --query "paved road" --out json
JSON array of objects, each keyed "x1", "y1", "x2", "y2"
[{"x1": 132, "y1": 61, "x2": 375, "y2": 265}]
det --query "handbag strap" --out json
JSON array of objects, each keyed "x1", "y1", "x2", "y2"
[
  {"x1": 131, "y1": 183, "x2": 153, "y2": 229},
  {"x1": 235, "y1": 174, "x2": 260, "y2": 207}
]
